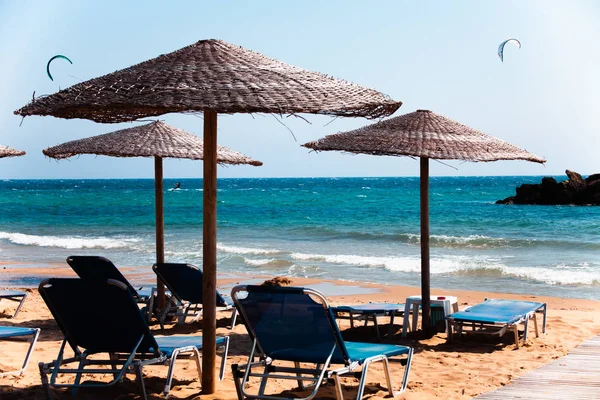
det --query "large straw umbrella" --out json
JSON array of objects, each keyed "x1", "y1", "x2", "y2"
[
  {"x1": 0, "y1": 145, "x2": 25, "y2": 158},
  {"x1": 14, "y1": 39, "x2": 401, "y2": 391},
  {"x1": 303, "y1": 109, "x2": 546, "y2": 336},
  {"x1": 43, "y1": 120, "x2": 262, "y2": 309}
]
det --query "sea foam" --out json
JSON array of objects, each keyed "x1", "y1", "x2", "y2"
[{"x1": 0, "y1": 231, "x2": 139, "y2": 250}]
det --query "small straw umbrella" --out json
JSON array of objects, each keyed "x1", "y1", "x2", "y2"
[
  {"x1": 43, "y1": 120, "x2": 262, "y2": 310},
  {"x1": 0, "y1": 145, "x2": 25, "y2": 158},
  {"x1": 303, "y1": 109, "x2": 546, "y2": 336},
  {"x1": 14, "y1": 39, "x2": 401, "y2": 391}
]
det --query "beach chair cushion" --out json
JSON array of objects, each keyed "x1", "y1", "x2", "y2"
[
  {"x1": 0, "y1": 326, "x2": 38, "y2": 338},
  {"x1": 449, "y1": 299, "x2": 544, "y2": 325}
]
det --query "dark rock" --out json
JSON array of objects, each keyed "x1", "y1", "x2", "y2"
[
  {"x1": 566, "y1": 170, "x2": 584, "y2": 184},
  {"x1": 497, "y1": 170, "x2": 600, "y2": 206},
  {"x1": 585, "y1": 173, "x2": 600, "y2": 185}
]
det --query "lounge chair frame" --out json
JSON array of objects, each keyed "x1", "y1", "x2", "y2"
[
  {"x1": 152, "y1": 263, "x2": 238, "y2": 329},
  {"x1": 231, "y1": 285, "x2": 413, "y2": 400},
  {"x1": 447, "y1": 299, "x2": 547, "y2": 348},
  {"x1": 38, "y1": 278, "x2": 229, "y2": 399},
  {"x1": 0, "y1": 290, "x2": 28, "y2": 318},
  {"x1": 0, "y1": 326, "x2": 40, "y2": 376}
]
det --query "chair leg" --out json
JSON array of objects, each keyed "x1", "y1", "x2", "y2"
[
  {"x1": 39, "y1": 362, "x2": 53, "y2": 400},
  {"x1": 533, "y1": 313, "x2": 539, "y2": 338},
  {"x1": 230, "y1": 308, "x2": 238, "y2": 329},
  {"x1": 135, "y1": 362, "x2": 148, "y2": 400},
  {"x1": 12, "y1": 293, "x2": 28, "y2": 318},
  {"x1": 163, "y1": 349, "x2": 180, "y2": 397},
  {"x1": 382, "y1": 357, "x2": 395, "y2": 397},
  {"x1": 258, "y1": 364, "x2": 269, "y2": 396},
  {"x1": 513, "y1": 326, "x2": 520, "y2": 349},
  {"x1": 356, "y1": 361, "x2": 371, "y2": 399},
  {"x1": 219, "y1": 337, "x2": 230, "y2": 381},
  {"x1": 231, "y1": 364, "x2": 245, "y2": 400},
  {"x1": 333, "y1": 373, "x2": 345, "y2": 400}
]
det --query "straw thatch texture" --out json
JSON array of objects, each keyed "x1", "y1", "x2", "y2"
[
  {"x1": 42, "y1": 121, "x2": 262, "y2": 166},
  {"x1": 0, "y1": 145, "x2": 25, "y2": 158},
  {"x1": 15, "y1": 39, "x2": 401, "y2": 123},
  {"x1": 303, "y1": 110, "x2": 545, "y2": 163}
]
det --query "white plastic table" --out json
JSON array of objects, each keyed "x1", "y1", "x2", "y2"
[{"x1": 401, "y1": 295, "x2": 459, "y2": 337}]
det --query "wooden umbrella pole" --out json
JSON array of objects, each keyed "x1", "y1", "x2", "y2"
[
  {"x1": 420, "y1": 157, "x2": 431, "y2": 336},
  {"x1": 202, "y1": 110, "x2": 218, "y2": 393},
  {"x1": 154, "y1": 156, "x2": 165, "y2": 310}
]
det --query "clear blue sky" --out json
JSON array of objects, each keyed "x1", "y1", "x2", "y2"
[{"x1": 0, "y1": 0, "x2": 598, "y2": 179}]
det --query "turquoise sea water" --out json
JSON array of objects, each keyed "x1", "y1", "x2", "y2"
[{"x1": 0, "y1": 177, "x2": 599, "y2": 299}]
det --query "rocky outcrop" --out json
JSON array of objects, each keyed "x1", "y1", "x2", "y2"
[{"x1": 497, "y1": 170, "x2": 600, "y2": 205}]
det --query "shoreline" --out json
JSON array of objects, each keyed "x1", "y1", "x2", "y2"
[
  {"x1": 1, "y1": 267, "x2": 600, "y2": 399},
  {"x1": 2, "y1": 261, "x2": 600, "y2": 303}
]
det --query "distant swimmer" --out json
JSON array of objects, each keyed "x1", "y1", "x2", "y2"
[{"x1": 173, "y1": 182, "x2": 181, "y2": 190}]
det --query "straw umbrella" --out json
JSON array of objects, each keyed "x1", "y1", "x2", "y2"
[
  {"x1": 303, "y1": 109, "x2": 545, "y2": 336},
  {"x1": 0, "y1": 145, "x2": 25, "y2": 158},
  {"x1": 43, "y1": 120, "x2": 262, "y2": 309},
  {"x1": 14, "y1": 39, "x2": 401, "y2": 391}
]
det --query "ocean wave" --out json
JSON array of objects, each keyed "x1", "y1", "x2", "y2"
[
  {"x1": 451, "y1": 264, "x2": 600, "y2": 286},
  {"x1": 289, "y1": 251, "x2": 600, "y2": 286},
  {"x1": 290, "y1": 252, "x2": 422, "y2": 272},
  {"x1": 0, "y1": 231, "x2": 140, "y2": 250},
  {"x1": 217, "y1": 243, "x2": 281, "y2": 255}
]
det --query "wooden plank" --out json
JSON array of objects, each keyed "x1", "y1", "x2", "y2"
[{"x1": 476, "y1": 335, "x2": 600, "y2": 399}]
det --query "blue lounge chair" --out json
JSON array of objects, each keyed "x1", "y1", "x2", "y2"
[
  {"x1": 38, "y1": 278, "x2": 230, "y2": 399},
  {"x1": 446, "y1": 299, "x2": 547, "y2": 348},
  {"x1": 332, "y1": 303, "x2": 406, "y2": 342},
  {"x1": 230, "y1": 285, "x2": 413, "y2": 400},
  {"x1": 0, "y1": 326, "x2": 40, "y2": 376},
  {"x1": 0, "y1": 289, "x2": 28, "y2": 318},
  {"x1": 152, "y1": 263, "x2": 237, "y2": 329}
]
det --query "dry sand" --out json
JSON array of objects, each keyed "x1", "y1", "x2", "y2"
[{"x1": 1, "y1": 267, "x2": 599, "y2": 399}]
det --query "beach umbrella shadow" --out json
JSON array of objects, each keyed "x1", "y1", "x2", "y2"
[
  {"x1": 14, "y1": 38, "x2": 401, "y2": 391},
  {"x1": 303, "y1": 109, "x2": 545, "y2": 336}
]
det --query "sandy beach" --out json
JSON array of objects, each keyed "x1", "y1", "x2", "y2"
[{"x1": 1, "y1": 265, "x2": 600, "y2": 399}]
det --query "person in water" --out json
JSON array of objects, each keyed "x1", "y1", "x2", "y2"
[{"x1": 173, "y1": 182, "x2": 181, "y2": 189}]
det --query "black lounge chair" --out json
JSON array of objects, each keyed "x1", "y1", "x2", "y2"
[
  {"x1": 152, "y1": 263, "x2": 237, "y2": 329},
  {"x1": 66, "y1": 255, "x2": 153, "y2": 302},
  {"x1": 38, "y1": 278, "x2": 229, "y2": 399}
]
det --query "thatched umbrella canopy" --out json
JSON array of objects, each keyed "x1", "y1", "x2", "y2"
[
  {"x1": 303, "y1": 109, "x2": 545, "y2": 335},
  {"x1": 43, "y1": 120, "x2": 262, "y2": 308},
  {"x1": 0, "y1": 145, "x2": 25, "y2": 158},
  {"x1": 14, "y1": 38, "x2": 401, "y2": 391}
]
